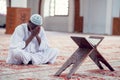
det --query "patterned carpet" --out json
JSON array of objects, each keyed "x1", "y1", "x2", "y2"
[{"x1": 0, "y1": 28, "x2": 120, "y2": 80}]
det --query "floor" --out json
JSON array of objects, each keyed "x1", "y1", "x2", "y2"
[{"x1": 0, "y1": 28, "x2": 120, "y2": 80}]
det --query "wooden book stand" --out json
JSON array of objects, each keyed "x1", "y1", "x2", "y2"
[{"x1": 54, "y1": 36, "x2": 114, "y2": 79}]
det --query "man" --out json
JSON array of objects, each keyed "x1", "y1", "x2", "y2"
[{"x1": 6, "y1": 14, "x2": 59, "y2": 65}]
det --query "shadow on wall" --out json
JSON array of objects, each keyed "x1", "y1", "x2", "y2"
[
  {"x1": 0, "y1": 14, "x2": 6, "y2": 28},
  {"x1": 0, "y1": 24, "x2": 6, "y2": 28}
]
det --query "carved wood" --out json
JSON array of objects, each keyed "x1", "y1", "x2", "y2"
[{"x1": 5, "y1": 7, "x2": 31, "y2": 34}]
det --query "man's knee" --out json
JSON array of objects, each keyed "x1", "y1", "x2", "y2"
[{"x1": 12, "y1": 49, "x2": 24, "y2": 58}]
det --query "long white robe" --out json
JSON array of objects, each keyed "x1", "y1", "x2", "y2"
[{"x1": 6, "y1": 23, "x2": 59, "y2": 65}]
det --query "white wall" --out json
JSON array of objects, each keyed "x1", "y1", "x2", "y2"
[
  {"x1": 112, "y1": 0, "x2": 120, "y2": 17},
  {"x1": 44, "y1": 17, "x2": 68, "y2": 32},
  {"x1": 23, "y1": 0, "x2": 120, "y2": 34},
  {"x1": 27, "y1": 0, "x2": 39, "y2": 15},
  {"x1": 11, "y1": 0, "x2": 27, "y2": 8},
  {"x1": 0, "y1": 14, "x2": 6, "y2": 26},
  {"x1": 42, "y1": 0, "x2": 120, "y2": 34},
  {"x1": 1, "y1": 0, "x2": 120, "y2": 34},
  {"x1": 0, "y1": 0, "x2": 9, "y2": 26},
  {"x1": 81, "y1": 0, "x2": 120, "y2": 35},
  {"x1": 41, "y1": 0, "x2": 74, "y2": 32},
  {"x1": 68, "y1": 0, "x2": 74, "y2": 32},
  {"x1": 105, "y1": 0, "x2": 113, "y2": 35},
  {"x1": 82, "y1": 0, "x2": 107, "y2": 34}
]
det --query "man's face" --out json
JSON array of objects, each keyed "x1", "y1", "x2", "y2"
[{"x1": 28, "y1": 21, "x2": 39, "y2": 30}]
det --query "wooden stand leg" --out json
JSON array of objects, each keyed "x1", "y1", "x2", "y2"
[
  {"x1": 55, "y1": 48, "x2": 93, "y2": 78},
  {"x1": 54, "y1": 49, "x2": 79, "y2": 76},
  {"x1": 54, "y1": 60, "x2": 72, "y2": 76},
  {"x1": 89, "y1": 49, "x2": 114, "y2": 71}
]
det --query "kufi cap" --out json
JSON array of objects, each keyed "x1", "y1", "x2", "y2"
[{"x1": 30, "y1": 14, "x2": 42, "y2": 25}]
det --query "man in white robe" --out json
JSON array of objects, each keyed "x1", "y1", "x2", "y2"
[{"x1": 6, "y1": 14, "x2": 59, "y2": 65}]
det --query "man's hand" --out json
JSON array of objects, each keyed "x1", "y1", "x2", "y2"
[
  {"x1": 29, "y1": 26, "x2": 40, "y2": 37},
  {"x1": 23, "y1": 26, "x2": 41, "y2": 49},
  {"x1": 29, "y1": 26, "x2": 41, "y2": 45}
]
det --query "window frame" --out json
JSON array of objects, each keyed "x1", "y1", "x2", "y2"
[
  {"x1": 0, "y1": 0, "x2": 7, "y2": 15},
  {"x1": 49, "y1": 0, "x2": 69, "y2": 16}
]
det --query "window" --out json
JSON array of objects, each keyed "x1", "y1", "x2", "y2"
[
  {"x1": 0, "y1": 0, "x2": 7, "y2": 15},
  {"x1": 50, "y1": 0, "x2": 69, "y2": 16}
]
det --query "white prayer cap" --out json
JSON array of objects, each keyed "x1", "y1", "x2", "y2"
[{"x1": 30, "y1": 14, "x2": 42, "y2": 25}]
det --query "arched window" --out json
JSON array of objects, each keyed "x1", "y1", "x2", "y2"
[
  {"x1": 0, "y1": 0, "x2": 7, "y2": 15},
  {"x1": 50, "y1": 0, "x2": 69, "y2": 16}
]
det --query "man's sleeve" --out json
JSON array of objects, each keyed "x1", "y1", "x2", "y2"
[
  {"x1": 39, "y1": 27, "x2": 49, "y2": 50},
  {"x1": 9, "y1": 26, "x2": 26, "y2": 49}
]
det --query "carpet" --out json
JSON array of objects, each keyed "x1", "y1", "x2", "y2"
[{"x1": 0, "y1": 29, "x2": 120, "y2": 80}]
